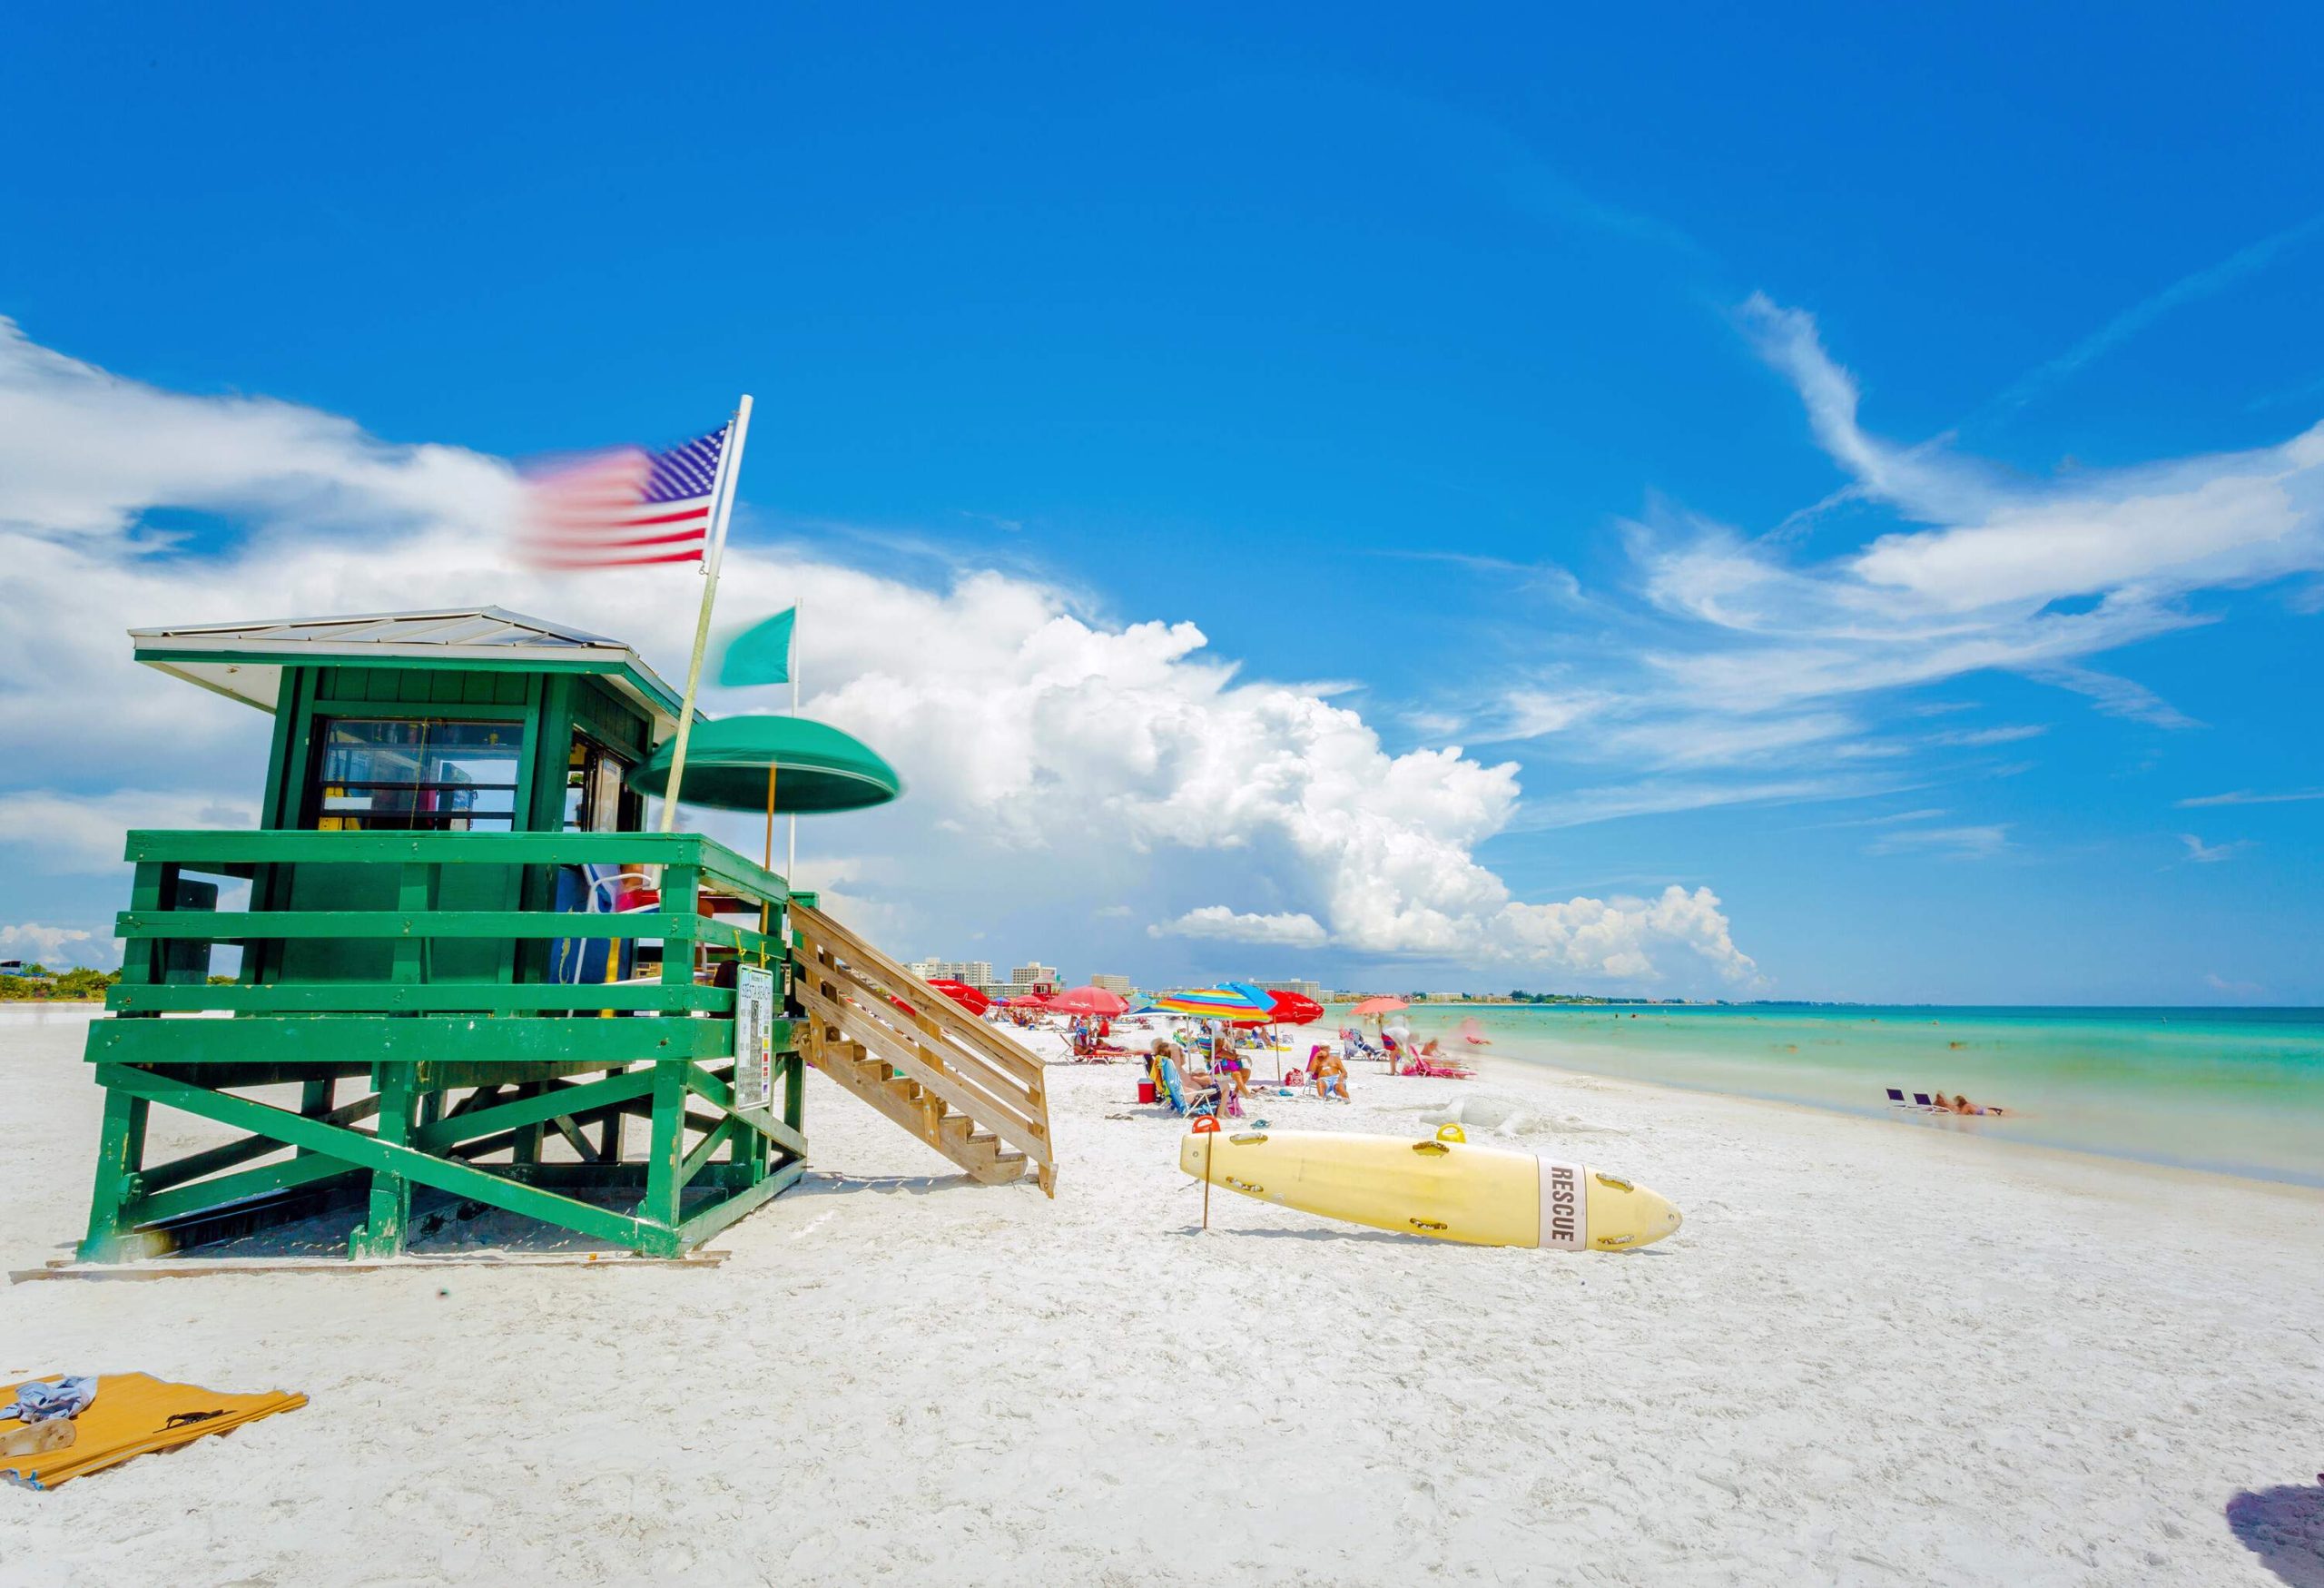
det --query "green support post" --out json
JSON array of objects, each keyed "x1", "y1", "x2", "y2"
[
  {"x1": 638, "y1": 1060, "x2": 688, "y2": 1254},
  {"x1": 293, "y1": 1075, "x2": 334, "y2": 1159},
  {"x1": 513, "y1": 1080, "x2": 544, "y2": 1166},
  {"x1": 78, "y1": 1087, "x2": 152, "y2": 1262},
  {"x1": 350, "y1": 1063, "x2": 417, "y2": 1258}
]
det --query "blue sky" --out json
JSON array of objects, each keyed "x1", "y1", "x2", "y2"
[{"x1": 3, "y1": 4, "x2": 2320, "y2": 1001}]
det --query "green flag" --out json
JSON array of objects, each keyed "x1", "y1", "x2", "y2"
[{"x1": 717, "y1": 606, "x2": 796, "y2": 686}]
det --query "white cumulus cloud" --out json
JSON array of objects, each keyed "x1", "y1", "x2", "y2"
[
  {"x1": 0, "y1": 922, "x2": 96, "y2": 965},
  {"x1": 0, "y1": 319, "x2": 1760, "y2": 990},
  {"x1": 1150, "y1": 907, "x2": 1330, "y2": 948}
]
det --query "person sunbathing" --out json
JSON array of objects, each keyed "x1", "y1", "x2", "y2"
[{"x1": 1312, "y1": 1050, "x2": 1350, "y2": 1101}]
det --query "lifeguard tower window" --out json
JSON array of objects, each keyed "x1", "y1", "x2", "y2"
[
  {"x1": 310, "y1": 718, "x2": 524, "y2": 832},
  {"x1": 565, "y1": 735, "x2": 633, "y2": 833}
]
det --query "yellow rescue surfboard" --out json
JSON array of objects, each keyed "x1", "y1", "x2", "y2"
[{"x1": 1177, "y1": 1123, "x2": 1682, "y2": 1250}]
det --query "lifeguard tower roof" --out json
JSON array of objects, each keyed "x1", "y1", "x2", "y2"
[{"x1": 129, "y1": 607, "x2": 687, "y2": 735}]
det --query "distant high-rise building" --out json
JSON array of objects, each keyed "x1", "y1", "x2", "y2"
[
  {"x1": 1088, "y1": 973, "x2": 1133, "y2": 995},
  {"x1": 1257, "y1": 978, "x2": 1324, "y2": 1003},
  {"x1": 1009, "y1": 962, "x2": 1059, "y2": 995},
  {"x1": 908, "y1": 958, "x2": 997, "y2": 991}
]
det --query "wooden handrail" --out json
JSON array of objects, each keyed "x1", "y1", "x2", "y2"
[
  {"x1": 789, "y1": 902, "x2": 1048, "y2": 1084},
  {"x1": 789, "y1": 902, "x2": 1054, "y2": 1182}
]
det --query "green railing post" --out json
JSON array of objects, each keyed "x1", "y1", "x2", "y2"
[{"x1": 115, "y1": 861, "x2": 177, "y2": 1003}]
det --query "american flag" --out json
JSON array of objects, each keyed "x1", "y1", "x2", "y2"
[{"x1": 517, "y1": 424, "x2": 731, "y2": 568}]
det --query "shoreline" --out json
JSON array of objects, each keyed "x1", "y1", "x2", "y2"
[
  {"x1": 16, "y1": 1002, "x2": 2319, "y2": 1193},
  {"x1": 1463, "y1": 1046, "x2": 2324, "y2": 1205}
]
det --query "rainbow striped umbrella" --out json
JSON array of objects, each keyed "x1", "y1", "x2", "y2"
[{"x1": 1152, "y1": 986, "x2": 1277, "y2": 1020}]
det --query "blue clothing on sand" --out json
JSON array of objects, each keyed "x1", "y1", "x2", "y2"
[{"x1": 4, "y1": 1376, "x2": 96, "y2": 1424}]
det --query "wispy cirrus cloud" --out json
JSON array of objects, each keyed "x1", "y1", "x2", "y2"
[
  {"x1": 2179, "y1": 834, "x2": 2250, "y2": 864},
  {"x1": 1985, "y1": 212, "x2": 2324, "y2": 419},
  {"x1": 2176, "y1": 788, "x2": 2324, "y2": 808},
  {"x1": 1866, "y1": 824, "x2": 2013, "y2": 861},
  {"x1": 1444, "y1": 291, "x2": 2324, "y2": 833}
]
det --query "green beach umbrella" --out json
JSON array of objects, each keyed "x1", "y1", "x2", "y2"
[
  {"x1": 629, "y1": 715, "x2": 901, "y2": 815},
  {"x1": 628, "y1": 715, "x2": 901, "y2": 885}
]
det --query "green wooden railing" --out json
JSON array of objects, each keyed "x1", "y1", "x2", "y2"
[
  {"x1": 79, "y1": 828, "x2": 810, "y2": 1260},
  {"x1": 104, "y1": 829, "x2": 787, "y2": 1021}
]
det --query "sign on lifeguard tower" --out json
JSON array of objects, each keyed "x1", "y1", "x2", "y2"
[{"x1": 734, "y1": 965, "x2": 775, "y2": 1111}]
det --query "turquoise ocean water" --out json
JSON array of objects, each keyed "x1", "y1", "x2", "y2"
[{"x1": 1333, "y1": 1003, "x2": 2324, "y2": 1188}]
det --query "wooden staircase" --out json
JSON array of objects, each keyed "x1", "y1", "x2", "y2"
[{"x1": 789, "y1": 902, "x2": 1056, "y2": 1196}]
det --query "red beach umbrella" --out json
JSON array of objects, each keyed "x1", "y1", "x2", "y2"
[
  {"x1": 1047, "y1": 985, "x2": 1129, "y2": 1017},
  {"x1": 927, "y1": 977, "x2": 991, "y2": 1016},
  {"x1": 1268, "y1": 991, "x2": 1324, "y2": 1026},
  {"x1": 1003, "y1": 993, "x2": 1053, "y2": 1010}
]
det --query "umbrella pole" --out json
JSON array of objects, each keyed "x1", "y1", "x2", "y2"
[
  {"x1": 1202, "y1": 1132, "x2": 1212, "y2": 1231},
  {"x1": 759, "y1": 764, "x2": 778, "y2": 946}
]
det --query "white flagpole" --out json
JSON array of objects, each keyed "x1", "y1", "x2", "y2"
[
  {"x1": 657, "y1": 394, "x2": 753, "y2": 833},
  {"x1": 786, "y1": 600, "x2": 800, "y2": 883}
]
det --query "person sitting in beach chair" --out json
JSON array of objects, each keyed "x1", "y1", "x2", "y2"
[
  {"x1": 1209, "y1": 1028, "x2": 1252, "y2": 1104},
  {"x1": 1156, "y1": 1056, "x2": 1213, "y2": 1117},
  {"x1": 1311, "y1": 1047, "x2": 1350, "y2": 1101}
]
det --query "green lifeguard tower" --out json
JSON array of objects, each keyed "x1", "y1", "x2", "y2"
[{"x1": 79, "y1": 607, "x2": 1053, "y2": 1265}]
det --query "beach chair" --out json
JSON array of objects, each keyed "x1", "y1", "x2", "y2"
[{"x1": 1157, "y1": 1059, "x2": 1221, "y2": 1119}]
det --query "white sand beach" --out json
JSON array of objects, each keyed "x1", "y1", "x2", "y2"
[{"x1": 5, "y1": 1004, "x2": 2322, "y2": 1586}]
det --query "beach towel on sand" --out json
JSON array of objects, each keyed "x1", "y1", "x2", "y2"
[{"x1": 2, "y1": 1373, "x2": 307, "y2": 1490}]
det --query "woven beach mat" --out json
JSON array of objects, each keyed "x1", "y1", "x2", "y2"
[{"x1": 3, "y1": 1372, "x2": 307, "y2": 1489}]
